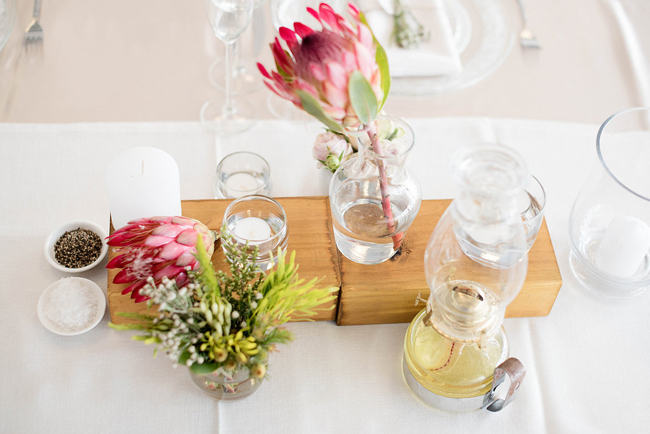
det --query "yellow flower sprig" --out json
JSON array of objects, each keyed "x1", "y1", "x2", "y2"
[
  {"x1": 110, "y1": 230, "x2": 337, "y2": 378},
  {"x1": 252, "y1": 251, "x2": 338, "y2": 327}
]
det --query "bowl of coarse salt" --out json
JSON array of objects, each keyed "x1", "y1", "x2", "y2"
[{"x1": 37, "y1": 277, "x2": 106, "y2": 336}]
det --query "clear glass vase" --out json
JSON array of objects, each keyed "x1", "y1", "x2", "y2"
[
  {"x1": 569, "y1": 107, "x2": 650, "y2": 299},
  {"x1": 189, "y1": 365, "x2": 264, "y2": 401},
  {"x1": 329, "y1": 116, "x2": 422, "y2": 264},
  {"x1": 404, "y1": 144, "x2": 529, "y2": 412}
]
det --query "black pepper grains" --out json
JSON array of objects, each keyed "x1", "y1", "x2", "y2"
[{"x1": 54, "y1": 228, "x2": 103, "y2": 268}]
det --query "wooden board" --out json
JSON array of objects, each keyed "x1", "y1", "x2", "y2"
[
  {"x1": 335, "y1": 200, "x2": 563, "y2": 325},
  {"x1": 107, "y1": 197, "x2": 341, "y2": 325},
  {"x1": 107, "y1": 198, "x2": 562, "y2": 326}
]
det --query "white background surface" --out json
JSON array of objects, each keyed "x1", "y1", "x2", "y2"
[
  {"x1": 0, "y1": 0, "x2": 647, "y2": 124},
  {"x1": 1, "y1": 118, "x2": 649, "y2": 433},
  {"x1": 1, "y1": 0, "x2": 650, "y2": 432}
]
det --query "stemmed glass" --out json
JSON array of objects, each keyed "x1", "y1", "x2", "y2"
[
  {"x1": 202, "y1": 0, "x2": 256, "y2": 136},
  {"x1": 209, "y1": 0, "x2": 268, "y2": 95}
]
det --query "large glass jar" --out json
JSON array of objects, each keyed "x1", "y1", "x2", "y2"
[
  {"x1": 404, "y1": 144, "x2": 529, "y2": 412},
  {"x1": 329, "y1": 116, "x2": 422, "y2": 264},
  {"x1": 569, "y1": 107, "x2": 650, "y2": 298}
]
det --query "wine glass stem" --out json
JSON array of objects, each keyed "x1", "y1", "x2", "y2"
[
  {"x1": 233, "y1": 40, "x2": 242, "y2": 76},
  {"x1": 224, "y1": 41, "x2": 236, "y2": 117}
]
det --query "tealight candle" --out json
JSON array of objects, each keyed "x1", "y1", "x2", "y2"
[
  {"x1": 226, "y1": 173, "x2": 262, "y2": 198},
  {"x1": 106, "y1": 147, "x2": 182, "y2": 230},
  {"x1": 234, "y1": 217, "x2": 272, "y2": 242},
  {"x1": 221, "y1": 195, "x2": 288, "y2": 271},
  {"x1": 595, "y1": 215, "x2": 650, "y2": 278}
]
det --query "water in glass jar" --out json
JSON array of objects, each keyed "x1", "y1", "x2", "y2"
[{"x1": 332, "y1": 199, "x2": 410, "y2": 264}]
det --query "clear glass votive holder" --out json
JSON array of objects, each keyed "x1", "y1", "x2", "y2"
[
  {"x1": 569, "y1": 107, "x2": 650, "y2": 299},
  {"x1": 221, "y1": 195, "x2": 288, "y2": 271},
  {"x1": 516, "y1": 174, "x2": 546, "y2": 252},
  {"x1": 215, "y1": 152, "x2": 271, "y2": 199}
]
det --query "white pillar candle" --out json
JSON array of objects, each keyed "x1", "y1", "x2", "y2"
[
  {"x1": 595, "y1": 215, "x2": 650, "y2": 278},
  {"x1": 226, "y1": 173, "x2": 260, "y2": 198},
  {"x1": 233, "y1": 217, "x2": 272, "y2": 242},
  {"x1": 106, "y1": 147, "x2": 182, "y2": 230}
]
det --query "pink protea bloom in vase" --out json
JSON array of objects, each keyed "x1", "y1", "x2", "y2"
[
  {"x1": 258, "y1": 3, "x2": 408, "y2": 251},
  {"x1": 106, "y1": 216, "x2": 216, "y2": 303}
]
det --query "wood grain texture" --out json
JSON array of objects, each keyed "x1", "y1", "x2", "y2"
[
  {"x1": 107, "y1": 198, "x2": 562, "y2": 327},
  {"x1": 107, "y1": 198, "x2": 340, "y2": 325},
  {"x1": 336, "y1": 200, "x2": 562, "y2": 325}
]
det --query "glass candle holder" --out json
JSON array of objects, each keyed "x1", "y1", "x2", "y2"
[
  {"x1": 516, "y1": 174, "x2": 546, "y2": 252},
  {"x1": 569, "y1": 107, "x2": 650, "y2": 299},
  {"x1": 215, "y1": 152, "x2": 271, "y2": 199},
  {"x1": 221, "y1": 195, "x2": 288, "y2": 271}
]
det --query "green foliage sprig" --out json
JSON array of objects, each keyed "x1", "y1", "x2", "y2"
[{"x1": 109, "y1": 230, "x2": 338, "y2": 378}]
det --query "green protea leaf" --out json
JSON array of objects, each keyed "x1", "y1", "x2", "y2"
[
  {"x1": 196, "y1": 235, "x2": 219, "y2": 294},
  {"x1": 178, "y1": 351, "x2": 191, "y2": 365},
  {"x1": 348, "y1": 71, "x2": 378, "y2": 126},
  {"x1": 190, "y1": 362, "x2": 219, "y2": 375},
  {"x1": 296, "y1": 90, "x2": 344, "y2": 133},
  {"x1": 358, "y1": 11, "x2": 391, "y2": 111},
  {"x1": 375, "y1": 44, "x2": 391, "y2": 110}
]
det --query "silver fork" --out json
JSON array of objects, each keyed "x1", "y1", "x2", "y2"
[
  {"x1": 23, "y1": 0, "x2": 44, "y2": 54},
  {"x1": 516, "y1": 0, "x2": 541, "y2": 49}
]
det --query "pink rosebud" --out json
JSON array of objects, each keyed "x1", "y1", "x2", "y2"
[{"x1": 312, "y1": 131, "x2": 354, "y2": 172}]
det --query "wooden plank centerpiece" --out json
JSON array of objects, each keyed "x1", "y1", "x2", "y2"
[
  {"x1": 107, "y1": 198, "x2": 562, "y2": 326},
  {"x1": 107, "y1": 197, "x2": 341, "y2": 324}
]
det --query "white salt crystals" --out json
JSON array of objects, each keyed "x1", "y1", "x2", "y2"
[{"x1": 38, "y1": 277, "x2": 106, "y2": 335}]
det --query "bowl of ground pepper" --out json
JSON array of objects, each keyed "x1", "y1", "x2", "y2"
[{"x1": 44, "y1": 221, "x2": 108, "y2": 273}]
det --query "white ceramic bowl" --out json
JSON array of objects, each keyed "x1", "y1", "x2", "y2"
[
  {"x1": 44, "y1": 220, "x2": 108, "y2": 273},
  {"x1": 37, "y1": 277, "x2": 107, "y2": 336}
]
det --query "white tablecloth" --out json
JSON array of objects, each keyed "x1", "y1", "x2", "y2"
[
  {"x1": 0, "y1": 0, "x2": 648, "y2": 124},
  {"x1": 1, "y1": 118, "x2": 649, "y2": 433}
]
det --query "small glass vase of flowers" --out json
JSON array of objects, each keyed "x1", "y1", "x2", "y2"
[
  {"x1": 109, "y1": 233, "x2": 338, "y2": 401},
  {"x1": 258, "y1": 3, "x2": 421, "y2": 263}
]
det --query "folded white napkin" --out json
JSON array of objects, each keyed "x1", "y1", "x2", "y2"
[{"x1": 364, "y1": 0, "x2": 462, "y2": 77}]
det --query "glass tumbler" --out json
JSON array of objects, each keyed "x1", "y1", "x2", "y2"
[
  {"x1": 221, "y1": 195, "x2": 288, "y2": 271},
  {"x1": 516, "y1": 174, "x2": 546, "y2": 252},
  {"x1": 569, "y1": 107, "x2": 650, "y2": 298},
  {"x1": 215, "y1": 152, "x2": 271, "y2": 199}
]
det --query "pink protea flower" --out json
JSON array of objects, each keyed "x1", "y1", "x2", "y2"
[
  {"x1": 258, "y1": 3, "x2": 388, "y2": 129},
  {"x1": 106, "y1": 216, "x2": 216, "y2": 303}
]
